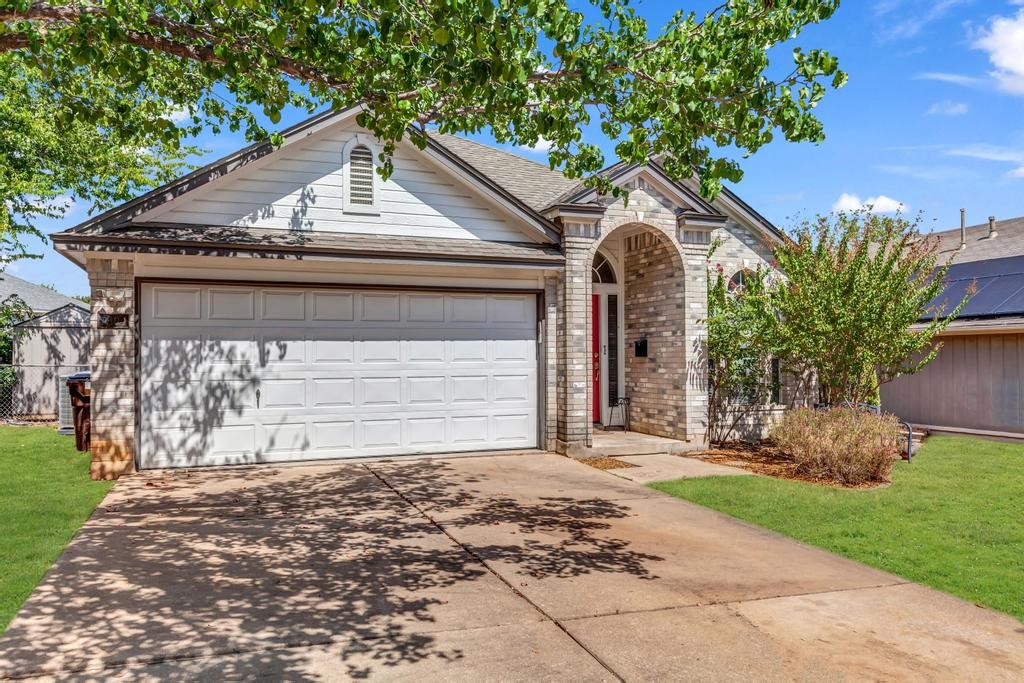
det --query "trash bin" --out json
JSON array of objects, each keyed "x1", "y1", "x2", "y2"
[{"x1": 66, "y1": 371, "x2": 91, "y2": 452}]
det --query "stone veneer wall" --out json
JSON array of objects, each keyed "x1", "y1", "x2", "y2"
[
  {"x1": 86, "y1": 257, "x2": 136, "y2": 480},
  {"x1": 623, "y1": 233, "x2": 688, "y2": 440}
]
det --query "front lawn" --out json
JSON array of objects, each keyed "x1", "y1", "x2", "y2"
[
  {"x1": 0, "y1": 426, "x2": 113, "y2": 632},
  {"x1": 652, "y1": 436, "x2": 1024, "y2": 622}
]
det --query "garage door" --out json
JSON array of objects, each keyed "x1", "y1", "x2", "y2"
[{"x1": 139, "y1": 283, "x2": 538, "y2": 469}]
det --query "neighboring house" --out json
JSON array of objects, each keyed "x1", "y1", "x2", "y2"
[
  {"x1": 11, "y1": 303, "x2": 90, "y2": 420},
  {"x1": 0, "y1": 271, "x2": 84, "y2": 316},
  {"x1": 882, "y1": 215, "x2": 1024, "y2": 438},
  {"x1": 51, "y1": 108, "x2": 782, "y2": 479},
  {"x1": 0, "y1": 272, "x2": 89, "y2": 420}
]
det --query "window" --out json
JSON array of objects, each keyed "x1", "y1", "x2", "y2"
[
  {"x1": 770, "y1": 358, "x2": 781, "y2": 404},
  {"x1": 683, "y1": 229, "x2": 711, "y2": 245},
  {"x1": 343, "y1": 137, "x2": 380, "y2": 214},
  {"x1": 728, "y1": 269, "x2": 755, "y2": 295},
  {"x1": 592, "y1": 252, "x2": 617, "y2": 283}
]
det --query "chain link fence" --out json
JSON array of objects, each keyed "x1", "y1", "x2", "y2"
[{"x1": 0, "y1": 364, "x2": 88, "y2": 424}]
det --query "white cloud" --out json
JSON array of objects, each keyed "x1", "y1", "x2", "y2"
[
  {"x1": 915, "y1": 72, "x2": 986, "y2": 87},
  {"x1": 832, "y1": 193, "x2": 906, "y2": 213},
  {"x1": 517, "y1": 137, "x2": 553, "y2": 153},
  {"x1": 947, "y1": 143, "x2": 1024, "y2": 178},
  {"x1": 973, "y1": 8, "x2": 1024, "y2": 95},
  {"x1": 926, "y1": 100, "x2": 968, "y2": 116},
  {"x1": 167, "y1": 108, "x2": 192, "y2": 123}
]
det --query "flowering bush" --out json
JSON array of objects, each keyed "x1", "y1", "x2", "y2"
[{"x1": 771, "y1": 407, "x2": 902, "y2": 485}]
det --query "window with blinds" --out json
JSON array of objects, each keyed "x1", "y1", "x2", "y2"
[{"x1": 348, "y1": 145, "x2": 375, "y2": 206}]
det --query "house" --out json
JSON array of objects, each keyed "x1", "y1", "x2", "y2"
[
  {"x1": 881, "y1": 214, "x2": 1024, "y2": 438},
  {"x1": 10, "y1": 303, "x2": 90, "y2": 420},
  {"x1": 0, "y1": 272, "x2": 89, "y2": 421},
  {"x1": 0, "y1": 271, "x2": 84, "y2": 316},
  {"x1": 51, "y1": 108, "x2": 782, "y2": 479}
]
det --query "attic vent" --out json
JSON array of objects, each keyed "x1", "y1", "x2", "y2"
[{"x1": 348, "y1": 145, "x2": 375, "y2": 206}]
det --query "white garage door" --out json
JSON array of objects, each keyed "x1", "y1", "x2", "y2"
[{"x1": 139, "y1": 283, "x2": 538, "y2": 469}]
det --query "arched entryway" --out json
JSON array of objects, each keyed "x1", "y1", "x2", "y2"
[{"x1": 587, "y1": 223, "x2": 689, "y2": 441}]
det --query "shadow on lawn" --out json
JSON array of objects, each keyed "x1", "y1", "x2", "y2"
[{"x1": 0, "y1": 459, "x2": 661, "y2": 679}]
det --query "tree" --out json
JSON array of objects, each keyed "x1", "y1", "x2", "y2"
[
  {"x1": 0, "y1": 294, "x2": 32, "y2": 364},
  {"x1": 1, "y1": 53, "x2": 196, "y2": 264},
  {"x1": 772, "y1": 210, "x2": 971, "y2": 406},
  {"x1": 1, "y1": 0, "x2": 846, "y2": 261},
  {"x1": 705, "y1": 253, "x2": 781, "y2": 443}
]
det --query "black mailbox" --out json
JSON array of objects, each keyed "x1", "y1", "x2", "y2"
[{"x1": 634, "y1": 338, "x2": 648, "y2": 358}]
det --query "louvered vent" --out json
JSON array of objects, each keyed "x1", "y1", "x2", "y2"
[{"x1": 348, "y1": 145, "x2": 375, "y2": 206}]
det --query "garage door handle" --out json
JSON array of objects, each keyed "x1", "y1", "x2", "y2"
[{"x1": 255, "y1": 388, "x2": 260, "y2": 408}]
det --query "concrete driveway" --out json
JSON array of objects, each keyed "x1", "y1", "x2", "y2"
[{"x1": 1, "y1": 452, "x2": 1022, "y2": 681}]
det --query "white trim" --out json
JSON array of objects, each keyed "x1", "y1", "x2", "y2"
[
  {"x1": 342, "y1": 134, "x2": 381, "y2": 216},
  {"x1": 572, "y1": 166, "x2": 716, "y2": 216}
]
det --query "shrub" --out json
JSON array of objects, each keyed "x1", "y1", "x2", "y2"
[{"x1": 771, "y1": 407, "x2": 902, "y2": 485}]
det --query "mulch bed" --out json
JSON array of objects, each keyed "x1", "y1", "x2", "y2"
[
  {"x1": 580, "y1": 456, "x2": 638, "y2": 470},
  {"x1": 690, "y1": 442, "x2": 889, "y2": 489}
]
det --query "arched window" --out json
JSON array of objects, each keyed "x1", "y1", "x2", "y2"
[
  {"x1": 343, "y1": 137, "x2": 380, "y2": 214},
  {"x1": 728, "y1": 268, "x2": 755, "y2": 294},
  {"x1": 592, "y1": 252, "x2": 617, "y2": 284}
]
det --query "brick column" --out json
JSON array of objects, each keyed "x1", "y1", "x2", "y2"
[
  {"x1": 543, "y1": 275, "x2": 560, "y2": 451},
  {"x1": 86, "y1": 257, "x2": 136, "y2": 480},
  {"x1": 556, "y1": 225, "x2": 597, "y2": 455},
  {"x1": 680, "y1": 243, "x2": 710, "y2": 448}
]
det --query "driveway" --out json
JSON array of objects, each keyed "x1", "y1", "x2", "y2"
[{"x1": 1, "y1": 452, "x2": 1022, "y2": 680}]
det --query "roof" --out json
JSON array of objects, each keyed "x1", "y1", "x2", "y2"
[
  {"x1": 53, "y1": 224, "x2": 564, "y2": 267},
  {"x1": 931, "y1": 215, "x2": 1024, "y2": 265},
  {"x1": 13, "y1": 302, "x2": 89, "y2": 328},
  {"x1": 427, "y1": 134, "x2": 578, "y2": 212},
  {"x1": 0, "y1": 271, "x2": 82, "y2": 313},
  {"x1": 51, "y1": 108, "x2": 781, "y2": 254}
]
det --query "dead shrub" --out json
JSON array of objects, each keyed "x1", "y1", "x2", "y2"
[{"x1": 770, "y1": 407, "x2": 902, "y2": 485}]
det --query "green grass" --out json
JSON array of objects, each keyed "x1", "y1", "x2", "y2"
[
  {"x1": 0, "y1": 426, "x2": 113, "y2": 632},
  {"x1": 652, "y1": 436, "x2": 1024, "y2": 622}
]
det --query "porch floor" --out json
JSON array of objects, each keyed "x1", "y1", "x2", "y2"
[{"x1": 586, "y1": 429, "x2": 699, "y2": 458}]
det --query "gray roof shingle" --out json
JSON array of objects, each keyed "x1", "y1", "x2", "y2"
[
  {"x1": 427, "y1": 134, "x2": 578, "y2": 211},
  {"x1": 0, "y1": 271, "x2": 81, "y2": 313},
  {"x1": 931, "y1": 216, "x2": 1024, "y2": 264}
]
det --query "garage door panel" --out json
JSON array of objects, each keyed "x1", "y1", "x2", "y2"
[
  {"x1": 208, "y1": 288, "x2": 255, "y2": 320},
  {"x1": 140, "y1": 285, "x2": 538, "y2": 468},
  {"x1": 360, "y1": 377, "x2": 402, "y2": 406},
  {"x1": 260, "y1": 378, "x2": 306, "y2": 409},
  {"x1": 407, "y1": 294, "x2": 446, "y2": 322},
  {"x1": 362, "y1": 418, "x2": 402, "y2": 447},
  {"x1": 262, "y1": 421, "x2": 308, "y2": 454},
  {"x1": 261, "y1": 290, "x2": 306, "y2": 320},
  {"x1": 312, "y1": 378, "x2": 355, "y2": 407}
]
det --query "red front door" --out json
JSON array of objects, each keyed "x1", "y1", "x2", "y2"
[{"x1": 592, "y1": 294, "x2": 601, "y2": 423}]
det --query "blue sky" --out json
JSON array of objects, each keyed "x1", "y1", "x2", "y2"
[{"x1": 11, "y1": 0, "x2": 1024, "y2": 297}]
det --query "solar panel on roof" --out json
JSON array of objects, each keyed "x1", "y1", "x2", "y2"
[
  {"x1": 960, "y1": 274, "x2": 1024, "y2": 317},
  {"x1": 926, "y1": 254, "x2": 1024, "y2": 320}
]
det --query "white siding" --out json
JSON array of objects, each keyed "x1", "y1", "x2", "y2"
[{"x1": 138, "y1": 126, "x2": 534, "y2": 243}]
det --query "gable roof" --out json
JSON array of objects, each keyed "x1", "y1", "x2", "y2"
[
  {"x1": 13, "y1": 302, "x2": 90, "y2": 328},
  {"x1": 51, "y1": 108, "x2": 780, "y2": 249},
  {"x1": 0, "y1": 271, "x2": 82, "y2": 313}
]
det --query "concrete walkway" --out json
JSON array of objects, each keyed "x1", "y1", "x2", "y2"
[
  {"x1": 1, "y1": 452, "x2": 1022, "y2": 680},
  {"x1": 608, "y1": 452, "x2": 752, "y2": 484}
]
